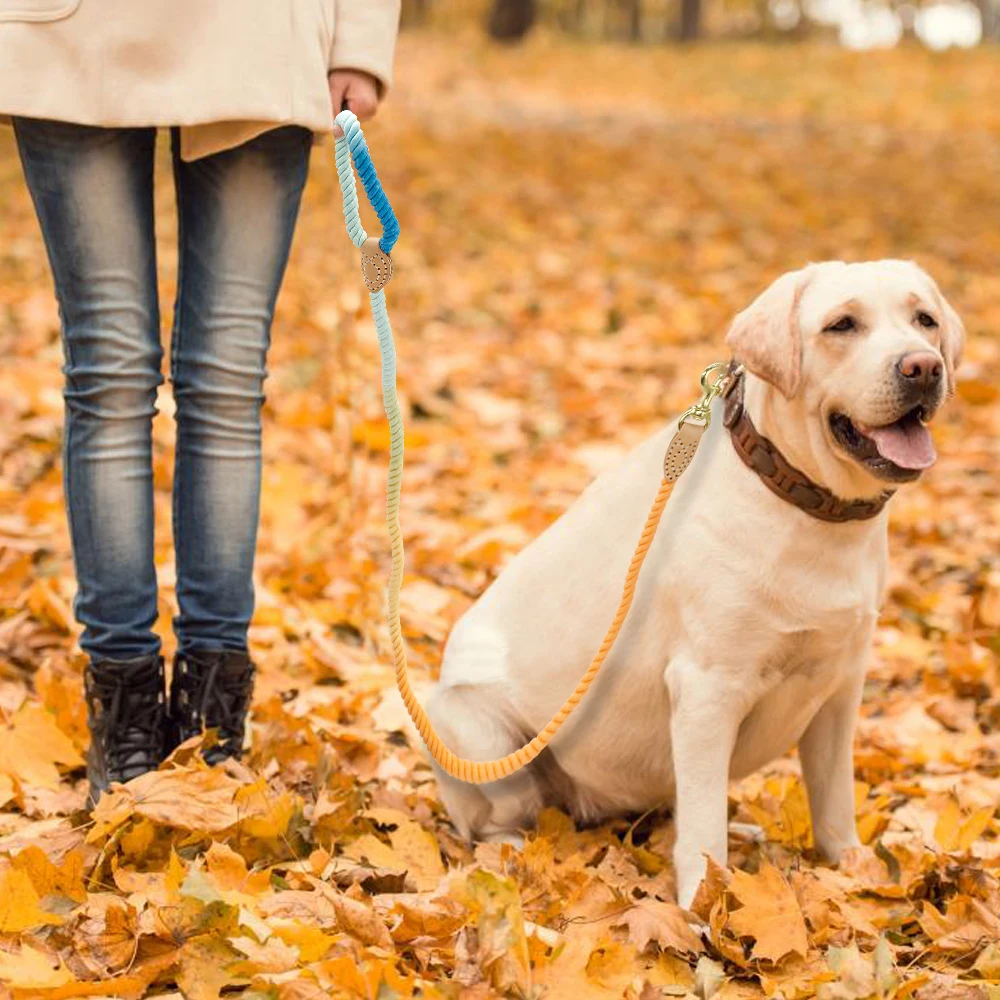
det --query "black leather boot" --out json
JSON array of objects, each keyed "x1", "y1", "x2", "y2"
[
  {"x1": 169, "y1": 650, "x2": 255, "y2": 765},
  {"x1": 84, "y1": 655, "x2": 168, "y2": 804}
]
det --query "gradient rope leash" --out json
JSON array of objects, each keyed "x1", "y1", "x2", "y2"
[{"x1": 333, "y1": 109, "x2": 728, "y2": 784}]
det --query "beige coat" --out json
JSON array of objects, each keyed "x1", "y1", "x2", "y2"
[{"x1": 0, "y1": 0, "x2": 400, "y2": 158}]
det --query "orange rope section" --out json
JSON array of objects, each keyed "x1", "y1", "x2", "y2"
[{"x1": 388, "y1": 477, "x2": 676, "y2": 783}]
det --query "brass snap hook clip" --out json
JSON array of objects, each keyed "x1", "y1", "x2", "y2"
[{"x1": 678, "y1": 362, "x2": 733, "y2": 429}]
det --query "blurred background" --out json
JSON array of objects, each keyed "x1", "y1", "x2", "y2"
[
  {"x1": 414, "y1": 0, "x2": 994, "y2": 48},
  {"x1": 0, "y1": 2, "x2": 998, "y2": 994}
]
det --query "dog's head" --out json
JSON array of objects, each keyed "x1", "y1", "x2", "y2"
[{"x1": 726, "y1": 260, "x2": 964, "y2": 501}]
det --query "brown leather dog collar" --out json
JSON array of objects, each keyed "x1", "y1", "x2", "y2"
[{"x1": 722, "y1": 368, "x2": 893, "y2": 523}]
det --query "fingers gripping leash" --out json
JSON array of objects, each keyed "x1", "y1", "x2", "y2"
[{"x1": 333, "y1": 110, "x2": 729, "y2": 784}]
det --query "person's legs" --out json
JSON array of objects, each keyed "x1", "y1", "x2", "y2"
[
  {"x1": 168, "y1": 126, "x2": 311, "y2": 759},
  {"x1": 14, "y1": 118, "x2": 166, "y2": 797},
  {"x1": 15, "y1": 118, "x2": 162, "y2": 659}
]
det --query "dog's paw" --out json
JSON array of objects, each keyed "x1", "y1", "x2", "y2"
[
  {"x1": 729, "y1": 822, "x2": 766, "y2": 844},
  {"x1": 687, "y1": 917, "x2": 711, "y2": 942},
  {"x1": 481, "y1": 829, "x2": 525, "y2": 849}
]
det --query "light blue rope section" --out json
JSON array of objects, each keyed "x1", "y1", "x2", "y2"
[
  {"x1": 333, "y1": 110, "x2": 407, "y2": 690},
  {"x1": 334, "y1": 121, "x2": 367, "y2": 249}
]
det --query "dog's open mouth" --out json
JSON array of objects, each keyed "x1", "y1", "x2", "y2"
[{"x1": 829, "y1": 406, "x2": 935, "y2": 482}]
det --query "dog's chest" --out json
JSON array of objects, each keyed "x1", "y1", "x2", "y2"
[
  {"x1": 679, "y1": 537, "x2": 881, "y2": 669},
  {"x1": 754, "y1": 595, "x2": 877, "y2": 680},
  {"x1": 727, "y1": 620, "x2": 870, "y2": 778},
  {"x1": 679, "y1": 551, "x2": 879, "y2": 778}
]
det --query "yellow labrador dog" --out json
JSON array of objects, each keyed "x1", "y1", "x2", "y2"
[{"x1": 426, "y1": 260, "x2": 963, "y2": 908}]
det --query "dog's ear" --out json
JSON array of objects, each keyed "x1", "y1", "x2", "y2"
[
  {"x1": 725, "y1": 267, "x2": 813, "y2": 399},
  {"x1": 929, "y1": 281, "x2": 965, "y2": 396}
]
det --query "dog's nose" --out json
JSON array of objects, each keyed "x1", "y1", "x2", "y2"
[{"x1": 896, "y1": 351, "x2": 943, "y2": 389}]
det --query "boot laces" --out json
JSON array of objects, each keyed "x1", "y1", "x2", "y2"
[
  {"x1": 89, "y1": 667, "x2": 164, "y2": 773},
  {"x1": 197, "y1": 658, "x2": 253, "y2": 744},
  {"x1": 177, "y1": 653, "x2": 254, "y2": 754}
]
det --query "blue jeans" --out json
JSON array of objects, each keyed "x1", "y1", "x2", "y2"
[{"x1": 14, "y1": 120, "x2": 312, "y2": 661}]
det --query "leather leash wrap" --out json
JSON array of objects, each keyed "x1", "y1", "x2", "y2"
[
  {"x1": 335, "y1": 109, "x2": 721, "y2": 783},
  {"x1": 723, "y1": 370, "x2": 892, "y2": 523}
]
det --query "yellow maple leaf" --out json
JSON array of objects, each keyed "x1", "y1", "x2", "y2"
[
  {"x1": 204, "y1": 840, "x2": 270, "y2": 899},
  {"x1": 344, "y1": 831, "x2": 404, "y2": 872},
  {"x1": 270, "y1": 919, "x2": 340, "y2": 962},
  {"x1": 585, "y1": 938, "x2": 642, "y2": 991},
  {"x1": 23, "y1": 578, "x2": 73, "y2": 632},
  {"x1": 119, "y1": 817, "x2": 157, "y2": 858},
  {"x1": 165, "y1": 849, "x2": 187, "y2": 898},
  {"x1": 354, "y1": 808, "x2": 446, "y2": 891},
  {"x1": 0, "y1": 866, "x2": 64, "y2": 933},
  {"x1": 232, "y1": 781, "x2": 298, "y2": 840},
  {"x1": 726, "y1": 862, "x2": 809, "y2": 963},
  {"x1": 0, "y1": 701, "x2": 83, "y2": 790},
  {"x1": 176, "y1": 937, "x2": 238, "y2": 1000},
  {"x1": 384, "y1": 894, "x2": 467, "y2": 945},
  {"x1": 450, "y1": 868, "x2": 531, "y2": 993},
  {"x1": 317, "y1": 879, "x2": 394, "y2": 950},
  {"x1": 0, "y1": 773, "x2": 18, "y2": 810},
  {"x1": 613, "y1": 897, "x2": 705, "y2": 955},
  {"x1": 229, "y1": 933, "x2": 300, "y2": 975},
  {"x1": 72, "y1": 893, "x2": 139, "y2": 978},
  {"x1": 934, "y1": 797, "x2": 994, "y2": 853},
  {"x1": 534, "y1": 929, "x2": 662, "y2": 1000},
  {"x1": 310, "y1": 955, "x2": 417, "y2": 998},
  {"x1": 10, "y1": 844, "x2": 86, "y2": 903},
  {"x1": 0, "y1": 944, "x2": 75, "y2": 990},
  {"x1": 126, "y1": 767, "x2": 242, "y2": 831}
]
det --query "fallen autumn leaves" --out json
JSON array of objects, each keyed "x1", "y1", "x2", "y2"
[{"x1": 2, "y1": 32, "x2": 1000, "y2": 1000}]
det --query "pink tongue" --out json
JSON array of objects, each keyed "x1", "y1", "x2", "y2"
[{"x1": 865, "y1": 420, "x2": 936, "y2": 470}]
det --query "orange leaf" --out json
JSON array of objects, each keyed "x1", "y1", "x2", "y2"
[
  {"x1": 726, "y1": 862, "x2": 808, "y2": 963},
  {"x1": 614, "y1": 897, "x2": 705, "y2": 955},
  {"x1": 0, "y1": 702, "x2": 84, "y2": 790},
  {"x1": 0, "y1": 866, "x2": 64, "y2": 933}
]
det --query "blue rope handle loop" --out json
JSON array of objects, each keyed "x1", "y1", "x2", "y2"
[{"x1": 333, "y1": 110, "x2": 400, "y2": 254}]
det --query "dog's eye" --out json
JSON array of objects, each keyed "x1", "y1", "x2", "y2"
[
  {"x1": 915, "y1": 310, "x2": 939, "y2": 329},
  {"x1": 824, "y1": 316, "x2": 856, "y2": 333}
]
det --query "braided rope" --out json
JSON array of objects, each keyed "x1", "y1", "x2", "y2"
[{"x1": 334, "y1": 110, "x2": 682, "y2": 784}]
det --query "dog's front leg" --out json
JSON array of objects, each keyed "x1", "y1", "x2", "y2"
[
  {"x1": 799, "y1": 671, "x2": 864, "y2": 861},
  {"x1": 667, "y1": 659, "x2": 745, "y2": 910}
]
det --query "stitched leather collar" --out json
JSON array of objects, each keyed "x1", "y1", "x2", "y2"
[{"x1": 722, "y1": 368, "x2": 893, "y2": 523}]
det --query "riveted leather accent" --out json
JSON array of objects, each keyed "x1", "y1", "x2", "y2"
[
  {"x1": 664, "y1": 421, "x2": 704, "y2": 482},
  {"x1": 724, "y1": 369, "x2": 893, "y2": 523}
]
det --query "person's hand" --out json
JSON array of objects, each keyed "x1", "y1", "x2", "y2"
[{"x1": 328, "y1": 70, "x2": 380, "y2": 122}]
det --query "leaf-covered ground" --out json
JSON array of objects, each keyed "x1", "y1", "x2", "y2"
[{"x1": 1, "y1": 33, "x2": 999, "y2": 1000}]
